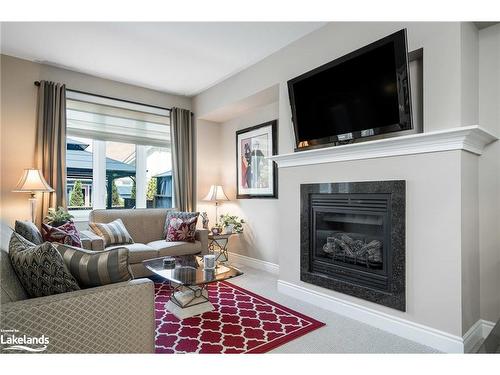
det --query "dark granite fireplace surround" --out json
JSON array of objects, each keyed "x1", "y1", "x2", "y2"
[{"x1": 300, "y1": 180, "x2": 406, "y2": 311}]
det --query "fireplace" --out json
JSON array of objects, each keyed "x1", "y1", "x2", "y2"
[{"x1": 300, "y1": 181, "x2": 405, "y2": 311}]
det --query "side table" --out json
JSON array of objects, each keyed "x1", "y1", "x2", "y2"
[{"x1": 208, "y1": 232, "x2": 238, "y2": 262}]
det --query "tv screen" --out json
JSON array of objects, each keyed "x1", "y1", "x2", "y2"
[{"x1": 288, "y1": 29, "x2": 412, "y2": 151}]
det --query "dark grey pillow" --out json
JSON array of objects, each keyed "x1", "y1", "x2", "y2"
[
  {"x1": 14, "y1": 220, "x2": 43, "y2": 245},
  {"x1": 54, "y1": 243, "x2": 132, "y2": 288},
  {"x1": 163, "y1": 211, "x2": 199, "y2": 237},
  {"x1": 8, "y1": 232, "x2": 80, "y2": 297}
]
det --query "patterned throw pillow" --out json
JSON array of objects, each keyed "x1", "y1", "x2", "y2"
[
  {"x1": 42, "y1": 220, "x2": 82, "y2": 247},
  {"x1": 164, "y1": 212, "x2": 199, "y2": 242},
  {"x1": 163, "y1": 211, "x2": 199, "y2": 236},
  {"x1": 55, "y1": 243, "x2": 132, "y2": 288},
  {"x1": 89, "y1": 218, "x2": 134, "y2": 247},
  {"x1": 8, "y1": 232, "x2": 80, "y2": 298},
  {"x1": 14, "y1": 220, "x2": 43, "y2": 245}
]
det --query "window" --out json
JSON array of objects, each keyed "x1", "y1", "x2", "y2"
[
  {"x1": 65, "y1": 91, "x2": 172, "y2": 212},
  {"x1": 67, "y1": 136, "x2": 94, "y2": 210},
  {"x1": 145, "y1": 146, "x2": 172, "y2": 208},
  {"x1": 105, "y1": 140, "x2": 136, "y2": 209}
]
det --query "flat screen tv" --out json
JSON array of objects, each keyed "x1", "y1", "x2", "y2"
[{"x1": 288, "y1": 29, "x2": 412, "y2": 151}]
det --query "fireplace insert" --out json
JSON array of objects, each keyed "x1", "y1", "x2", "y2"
[{"x1": 300, "y1": 181, "x2": 405, "y2": 311}]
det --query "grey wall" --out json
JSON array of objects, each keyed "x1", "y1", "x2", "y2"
[
  {"x1": 216, "y1": 102, "x2": 279, "y2": 264},
  {"x1": 478, "y1": 24, "x2": 500, "y2": 323},
  {"x1": 196, "y1": 119, "x2": 222, "y2": 202},
  {"x1": 194, "y1": 22, "x2": 472, "y2": 262},
  {"x1": 460, "y1": 23, "x2": 479, "y2": 126},
  {"x1": 195, "y1": 22, "x2": 478, "y2": 134},
  {"x1": 0, "y1": 54, "x2": 191, "y2": 227},
  {"x1": 193, "y1": 22, "x2": 496, "y2": 336},
  {"x1": 277, "y1": 152, "x2": 465, "y2": 336},
  {"x1": 196, "y1": 102, "x2": 280, "y2": 264},
  {"x1": 461, "y1": 151, "x2": 480, "y2": 333}
]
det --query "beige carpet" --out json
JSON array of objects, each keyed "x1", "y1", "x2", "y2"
[{"x1": 227, "y1": 262, "x2": 439, "y2": 353}]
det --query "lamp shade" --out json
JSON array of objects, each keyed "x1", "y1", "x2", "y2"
[
  {"x1": 203, "y1": 185, "x2": 229, "y2": 202},
  {"x1": 13, "y1": 169, "x2": 54, "y2": 192}
]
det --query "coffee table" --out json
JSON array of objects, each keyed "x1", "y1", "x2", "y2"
[{"x1": 143, "y1": 255, "x2": 243, "y2": 319}]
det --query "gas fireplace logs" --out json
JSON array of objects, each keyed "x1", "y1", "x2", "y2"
[{"x1": 323, "y1": 233, "x2": 383, "y2": 264}]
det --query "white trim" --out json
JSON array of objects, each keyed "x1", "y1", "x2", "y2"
[
  {"x1": 277, "y1": 279, "x2": 466, "y2": 353},
  {"x1": 463, "y1": 319, "x2": 496, "y2": 353},
  {"x1": 135, "y1": 145, "x2": 147, "y2": 208},
  {"x1": 227, "y1": 252, "x2": 279, "y2": 275},
  {"x1": 69, "y1": 209, "x2": 91, "y2": 222},
  {"x1": 463, "y1": 320, "x2": 483, "y2": 353},
  {"x1": 268, "y1": 126, "x2": 497, "y2": 168},
  {"x1": 92, "y1": 140, "x2": 106, "y2": 209},
  {"x1": 481, "y1": 319, "x2": 496, "y2": 338}
]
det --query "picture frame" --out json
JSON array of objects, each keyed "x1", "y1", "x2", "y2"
[{"x1": 236, "y1": 120, "x2": 278, "y2": 199}]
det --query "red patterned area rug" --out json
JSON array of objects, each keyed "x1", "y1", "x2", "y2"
[{"x1": 154, "y1": 280, "x2": 325, "y2": 353}]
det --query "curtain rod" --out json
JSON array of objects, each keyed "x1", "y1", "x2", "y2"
[{"x1": 34, "y1": 80, "x2": 172, "y2": 112}]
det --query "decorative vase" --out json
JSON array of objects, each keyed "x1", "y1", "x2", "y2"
[
  {"x1": 224, "y1": 224, "x2": 234, "y2": 234},
  {"x1": 201, "y1": 212, "x2": 209, "y2": 229}
]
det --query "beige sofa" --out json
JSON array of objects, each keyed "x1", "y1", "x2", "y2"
[
  {"x1": 81, "y1": 208, "x2": 209, "y2": 278},
  {"x1": 0, "y1": 226, "x2": 155, "y2": 353}
]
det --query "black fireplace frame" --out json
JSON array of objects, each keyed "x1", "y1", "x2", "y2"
[{"x1": 300, "y1": 180, "x2": 406, "y2": 311}]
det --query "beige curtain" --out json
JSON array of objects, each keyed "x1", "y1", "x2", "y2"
[
  {"x1": 34, "y1": 81, "x2": 67, "y2": 225},
  {"x1": 171, "y1": 107, "x2": 195, "y2": 212}
]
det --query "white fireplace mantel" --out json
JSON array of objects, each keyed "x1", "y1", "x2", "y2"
[{"x1": 268, "y1": 125, "x2": 498, "y2": 168}]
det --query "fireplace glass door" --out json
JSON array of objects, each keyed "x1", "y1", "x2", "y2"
[
  {"x1": 308, "y1": 193, "x2": 392, "y2": 292},
  {"x1": 313, "y1": 210, "x2": 386, "y2": 272}
]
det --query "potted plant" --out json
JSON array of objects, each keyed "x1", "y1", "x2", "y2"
[
  {"x1": 219, "y1": 214, "x2": 245, "y2": 234},
  {"x1": 44, "y1": 206, "x2": 74, "y2": 227}
]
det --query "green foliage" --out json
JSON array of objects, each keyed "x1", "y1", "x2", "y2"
[
  {"x1": 130, "y1": 179, "x2": 136, "y2": 199},
  {"x1": 219, "y1": 214, "x2": 245, "y2": 233},
  {"x1": 146, "y1": 178, "x2": 157, "y2": 201},
  {"x1": 111, "y1": 180, "x2": 123, "y2": 206},
  {"x1": 69, "y1": 180, "x2": 84, "y2": 207},
  {"x1": 45, "y1": 206, "x2": 74, "y2": 227},
  {"x1": 129, "y1": 178, "x2": 155, "y2": 202}
]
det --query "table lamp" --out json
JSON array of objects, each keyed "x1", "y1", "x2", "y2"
[
  {"x1": 13, "y1": 168, "x2": 54, "y2": 223},
  {"x1": 202, "y1": 185, "x2": 229, "y2": 225}
]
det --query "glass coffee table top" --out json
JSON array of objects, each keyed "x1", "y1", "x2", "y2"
[{"x1": 143, "y1": 255, "x2": 243, "y2": 286}]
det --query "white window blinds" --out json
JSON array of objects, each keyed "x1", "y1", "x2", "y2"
[{"x1": 66, "y1": 91, "x2": 171, "y2": 148}]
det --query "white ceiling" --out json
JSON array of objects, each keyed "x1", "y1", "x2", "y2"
[{"x1": 0, "y1": 22, "x2": 325, "y2": 96}]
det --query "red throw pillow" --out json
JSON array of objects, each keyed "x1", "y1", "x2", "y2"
[
  {"x1": 165, "y1": 216, "x2": 198, "y2": 243},
  {"x1": 42, "y1": 221, "x2": 82, "y2": 248}
]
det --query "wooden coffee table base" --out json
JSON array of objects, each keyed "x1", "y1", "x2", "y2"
[{"x1": 166, "y1": 284, "x2": 215, "y2": 319}]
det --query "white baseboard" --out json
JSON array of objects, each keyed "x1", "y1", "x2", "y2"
[
  {"x1": 463, "y1": 319, "x2": 495, "y2": 353},
  {"x1": 227, "y1": 252, "x2": 279, "y2": 275},
  {"x1": 463, "y1": 320, "x2": 483, "y2": 353},
  {"x1": 277, "y1": 279, "x2": 494, "y2": 353},
  {"x1": 481, "y1": 319, "x2": 495, "y2": 338}
]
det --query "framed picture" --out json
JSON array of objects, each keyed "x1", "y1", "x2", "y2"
[{"x1": 236, "y1": 120, "x2": 278, "y2": 199}]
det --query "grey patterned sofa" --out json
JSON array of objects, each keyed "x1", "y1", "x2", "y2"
[
  {"x1": 0, "y1": 226, "x2": 155, "y2": 353},
  {"x1": 81, "y1": 208, "x2": 208, "y2": 278}
]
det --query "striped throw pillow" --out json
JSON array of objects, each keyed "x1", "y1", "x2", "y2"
[
  {"x1": 89, "y1": 219, "x2": 134, "y2": 247},
  {"x1": 54, "y1": 243, "x2": 132, "y2": 287}
]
